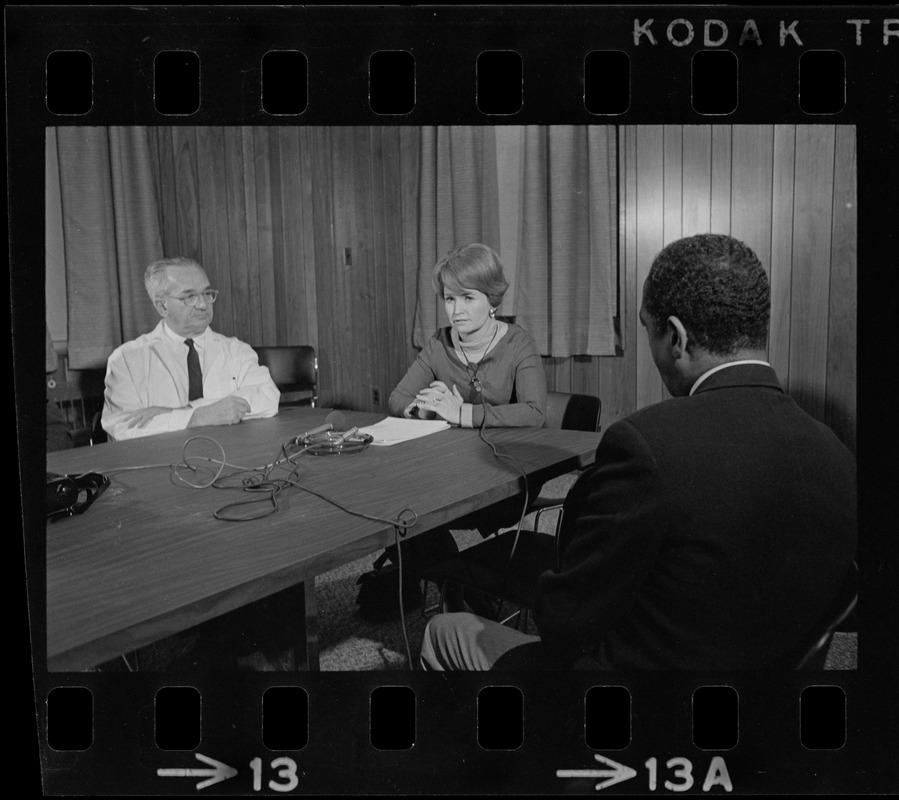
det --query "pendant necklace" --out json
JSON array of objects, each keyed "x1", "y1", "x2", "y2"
[{"x1": 458, "y1": 323, "x2": 499, "y2": 394}]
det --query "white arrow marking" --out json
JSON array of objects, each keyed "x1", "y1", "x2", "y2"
[
  {"x1": 557, "y1": 753, "x2": 638, "y2": 791},
  {"x1": 158, "y1": 752, "x2": 238, "y2": 790}
]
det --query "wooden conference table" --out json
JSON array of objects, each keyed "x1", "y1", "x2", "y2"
[{"x1": 46, "y1": 408, "x2": 602, "y2": 672}]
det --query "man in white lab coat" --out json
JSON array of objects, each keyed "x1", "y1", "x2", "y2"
[{"x1": 101, "y1": 256, "x2": 279, "y2": 441}]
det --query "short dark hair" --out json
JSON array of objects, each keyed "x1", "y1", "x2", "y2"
[
  {"x1": 432, "y1": 243, "x2": 508, "y2": 308},
  {"x1": 643, "y1": 234, "x2": 770, "y2": 355}
]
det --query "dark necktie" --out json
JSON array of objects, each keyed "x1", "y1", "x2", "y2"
[{"x1": 185, "y1": 338, "x2": 203, "y2": 401}]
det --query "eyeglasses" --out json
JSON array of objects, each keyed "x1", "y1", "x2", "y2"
[{"x1": 163, "y1": 290, "x2": 219, "y2": 307}]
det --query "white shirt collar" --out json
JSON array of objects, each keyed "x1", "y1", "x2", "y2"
[
  {"x1": 162, "y1": 320, "x2": 208, "y2": 347},
  {"x1": 689, "y1": 360, "x2": 771, "y2": 396}
]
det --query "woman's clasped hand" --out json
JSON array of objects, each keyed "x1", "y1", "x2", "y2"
[{"x1": 414, "y1": 381, "x2": 465, "y2": 424}]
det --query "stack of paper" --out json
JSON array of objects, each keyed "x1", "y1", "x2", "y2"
[{"x1": 357, "y1": 416, "x2": 451, "y2": 446}]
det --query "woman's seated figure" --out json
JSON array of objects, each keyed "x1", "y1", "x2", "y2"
[
  {"x1": 389, "y1": 243, "x2": 547, "y2": 429},
  {"x1": 386, "y1": 243, "x2": 548, "y2": 612}
]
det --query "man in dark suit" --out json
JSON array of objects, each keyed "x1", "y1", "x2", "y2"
[{"x1": 420, "y1": 233, "x2": 857, "y2": 670}]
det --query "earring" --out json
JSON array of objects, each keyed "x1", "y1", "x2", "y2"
[{"x1": 489, "y1": 308, "x2": 496, "y2": 318}]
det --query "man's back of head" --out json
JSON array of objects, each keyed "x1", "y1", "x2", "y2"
[{"x1": 640, "y1": 234, "x2": 771, "y2": 397}]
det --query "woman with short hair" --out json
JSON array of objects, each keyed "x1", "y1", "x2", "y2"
[{"x1": 389, "y1": 243, "x2": 547, "y2": 428}]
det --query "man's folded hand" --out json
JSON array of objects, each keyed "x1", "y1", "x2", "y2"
[
  {"x1": 123, "y1": 406, "x2": 173, "y2": 429},
  {"x1": 189, "y1": 396, "x2": 251, "y2": 427}
]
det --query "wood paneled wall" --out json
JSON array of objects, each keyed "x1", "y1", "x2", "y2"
[
  {"x1": 544, "y1": 124, "x2": 856, "y2": 454},
  {"x1": 148, "y1": 124, "x2": 856, "y2": 454},
  {"x1": 147, "y1": 126, "x2": 421, "y2": 414}
]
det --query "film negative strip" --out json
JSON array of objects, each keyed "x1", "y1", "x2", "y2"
[{"x1": 9, "y1": 4, "x2": 898, "y2": 795}]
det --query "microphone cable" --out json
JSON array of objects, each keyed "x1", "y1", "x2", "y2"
[
  {"x1": 391, "y1": 521, "x2": 415, "y2": 670},
  {"x1": 99, "y1": 433, "x2": 421, "y2": 532},
  {"x1": 211, "y1": 440, "x2": 418, "y2": 531},
  {"x1": 472, "y1": 392, "x2": 532, "y2": 563},
  {"x1": 210, "y1": 439, "x2": 315, "y2": 521}
]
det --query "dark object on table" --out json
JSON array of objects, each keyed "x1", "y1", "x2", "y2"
[{"x1": 46, "y1": 471, "x2": 110, "y2": 519}]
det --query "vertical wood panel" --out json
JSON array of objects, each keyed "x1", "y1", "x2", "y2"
[
  {"x1": 710, "y1": 125, "x2": 732, "y2": 234},
  {"x1": 636, "y1": 126, "x2": 665, "y2": 410},
  {"x1": 730, "y1": 125, "x2": 774, "y2": 273},
  {"x1": 541, "y1": 357, "x2": 570, "y2": 393},
  {"x1": 555, "y1": 357, "x2": 573, "y2": 393},
  {"x1": 663, "y1": 126, "x2": 683, "y2": 246},
  {"x1": 681, "y1": 126, "x2": 712, "y2": 236},
  {"x1": 223, "y1": 127, "x2": 253, "y2": 343},
  {"x1": 769, "y1": 125, "x2": 796, "y2": 384},
  {"x1": 267, "y1": 128, "x2": 289, "y2": 343},
  {"x1": 239, "y1": 127, "x2": 264, "y2": 347},
  {"x1": 379, "y1": 128, "x2": 410, "y2": 403},
  {"x1": 329, "y1": 126, "x2": 360, "y2": 408},
  {"x1": 399, "y1": 127, "x2": 421, "y2": 361},
  {"x1": 310, "y1": 127, "x2": 336, "y2": 407},
  {"x1": 296, "y1": 128, "x2": 319, "y2": 350},
  {"x1": 826, "y1": 126, "x2": 857, "y2": 452},
  {"x1": 617, "y1": 125, "x2": 639, "y2": 423},
  {"x1": 591, "y1": 127, "x2": 626, "y2": 431},
  {"x1": 352, "y1": 126, "x2": 377, "y2": 412},
  {"x1": 252, "y1": 127, "x2": 277, "y2": 346},
  {"x1": 658, "y1": 127, "x2": 684, "y2": 401},
  {"x1": 789, "y1": 126, "x2": 836, "y2": 419},
  {"x1": 369, "y1": 127, "x2": 389, "y2": 412},
  {"x1": 570, "y1": 356, "x2": 596, "y2": 398},
  {"x1": 540, "y1": 358, "x2": 555, "y2": 392}
]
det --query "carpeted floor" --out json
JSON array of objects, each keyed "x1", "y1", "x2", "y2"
[{"x1": 315, "y1": 527, "x2": 542, "y2": 671}]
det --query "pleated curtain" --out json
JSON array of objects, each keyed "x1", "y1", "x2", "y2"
[
  {"x1": 413, "y1": 126, "x2": 501, "y2": 348},
  {"x1": 515, "y1": 126, "x2": 618, "y2": 357},
  {"x1": 52, "y1": 127, "x2": 164, "y2": 369}
]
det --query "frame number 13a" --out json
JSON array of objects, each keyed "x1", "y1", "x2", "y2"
[
  {"x1": 557, "y1": 754, "x2": 732, "y2": 793},
  {"x1": 646, "y1": 756, "x2": 733, "y2": 792}
]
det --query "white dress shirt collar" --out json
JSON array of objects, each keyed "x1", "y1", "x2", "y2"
[
  {"x1": 689, "y1": 360, "x2": 771, "y2": 396},
  {"x1": 162, "y1": 320, "x2": 209, "y2": 348}
]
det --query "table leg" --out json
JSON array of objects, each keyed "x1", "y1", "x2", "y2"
[{"x1": 295, "y1": 578, "x2": 320, "y2": 671}]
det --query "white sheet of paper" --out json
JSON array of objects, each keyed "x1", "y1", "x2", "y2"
[{"x1": 357, "y1": 416, "x2": 451, "y2": 446}]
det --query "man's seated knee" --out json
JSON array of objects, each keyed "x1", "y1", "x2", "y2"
[{"x1": 420, "y1": 611, "x2": 539, "y2": 671}]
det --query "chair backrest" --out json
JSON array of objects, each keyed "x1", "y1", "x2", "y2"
[
  {"x1": 90, "y1": 410, "x2": 108, "y2": 446},
  {"x1": 545, "y1": 391, "x2": 601, "y2": 432},
  {"x1": 47, "y1": 368, "x2": 107, "y2": 447},
  {"x1": 780, "y1": 560, "x2": 858, "y2": 670},
  {"x1": 254, "y1": 346, "x2": 318, "y2": 407}
]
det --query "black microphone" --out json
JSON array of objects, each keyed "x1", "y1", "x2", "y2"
[{"x1": 295, "y1": 410, "x2": 347, "y2": 443}]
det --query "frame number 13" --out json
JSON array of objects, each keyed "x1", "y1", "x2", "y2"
[{"x1": 249, "y1": 757, "x2": 300, "y2": 793}]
